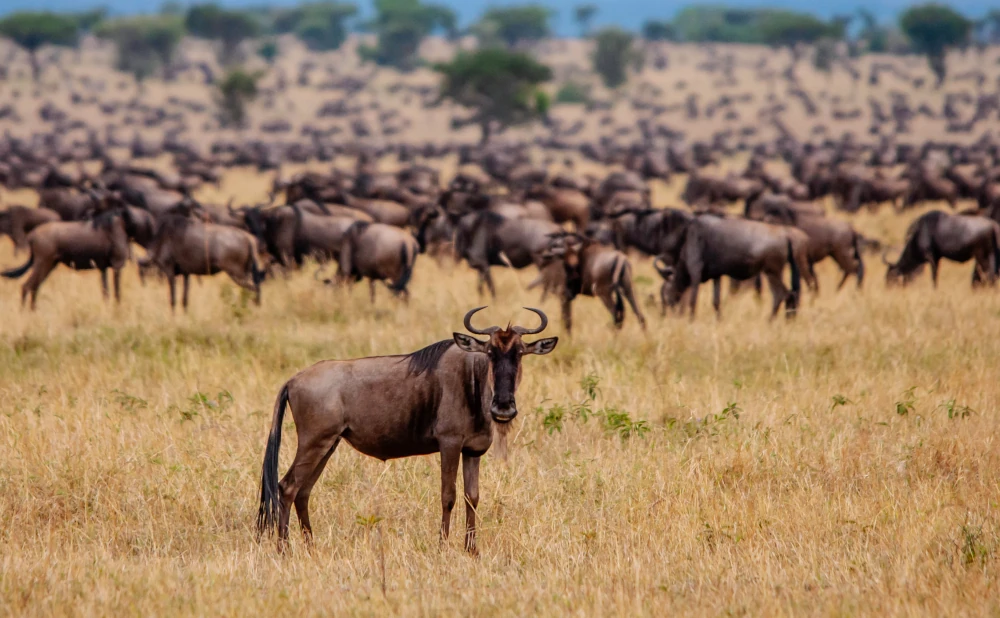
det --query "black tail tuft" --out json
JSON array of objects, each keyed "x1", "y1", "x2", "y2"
[
  {"x1": 786, "y1": 239, "x2": 801, "y2": 314},
  {"x1": 2, "y1": 253, "x2": 33, "y2": 279},
  {"x1": 257, "y1": 384, "x2": 289, "y2": 538},
  {"x1": 389, "y1": 243, "x2": 415, "y2": 294}
]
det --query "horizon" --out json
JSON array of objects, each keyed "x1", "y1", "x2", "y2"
[{"x1": 0, "y1": 0, "x2": 992, "y2": 35}]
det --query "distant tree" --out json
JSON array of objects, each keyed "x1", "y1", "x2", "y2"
[
  {"x1": 257, "y1": 39, "x2": 279, "y2": 64},
  {"x1": 642, "y1": 20, "x2": 676, "y2": 42},
  {"x1": 574, "y1": 4, "x2": 597, "y2": 37},
  {"x1": 96, "y1": 16, "x2": 184, "y2": 82},
  {"x1": 856, "y1": 9, "x2": 888, "y2": 53},
  {"x1": 758, "y1": 12, "x2": 840, "y2": 47},
  {"x1": 478, "y1": 5, "x2": 551, "y2": 48},
  {"x1": 591, "y1": 27, "x2": 640, "y2": 89},
  {"x1": 216, "y1": 68, "x2": 261, "y2": 127},
  {"x1": 272, "y1": 2, "x2": 357, "y2": 51},
  {"x1": 0, "y1": 12, "x2": 80, "y2": 82},
  {"x1": 185, "y1": 4, "x2": 262, "y2": 66},
  {"x1": 73, "y1": 8, "x2": 108, "y2": 33},
  {"x1": 434, "y1": 48, "x2": 552, "y2": 144},
  {"x1": 160, "y1": 1, "x2": 184, "y2": 16},
  {"x1": 555, "y1": 80, "x2": 591, "y2": 104},
  {"x1": 975, "y1": 10, "x2": 1000, "y2": 45},
  {"x1": 899, "y1": 3, "x2": 971, "y2": 87},
  {"x1": 362, "y1": 0, "x2": 455, "y2": 70}
]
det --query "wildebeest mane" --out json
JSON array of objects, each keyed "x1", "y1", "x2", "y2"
[{"x1": 404, "y1": 339, "x2": 455, "y2": 376}]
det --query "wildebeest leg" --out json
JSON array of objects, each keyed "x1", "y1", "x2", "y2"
[
  {"x1": 765, "y1": 272, "x2": 789, "y2": 320},
  {"x1": 100, "y1": 269, "x2": 109, "y2": 300},
  {"x1": 279, "y1": 433, "x2": 342, "y2": 545},
  {"x1": 182, "y1": 274, "x2": 190, "y2": 311},
  {"x1": 562, "y1": 297, "x2": 573, "y2": 333},
  {"x1": 482, "y1": 268, "x2": 496, "y2": 299},
  {"x1": 712, "y1": 278, "x2": 722, "y2": 318},
  {"x1": 619, "y1": 278, "x2": 646, "y2": 329},
  {"x1": 368, "y1": 280, "x2": 376, "y2": 304},
  {"x1": 23, "y1": 258, "x2": 56, "y2": 311},
  {"x1": 929, "y1": 259, "x2": 939, "y2": 287},
  {"x1": 808, "y1": 263, "x2": 819, "y2": 294},
  {"x1": 686, "y1": 267, "x2": 703, "y2": 319},
  {"x1": 439, "y1": 443, "x2": 461, "y2": 543},
  {"x1": 168, "y1": 274, "x2": 177, "y2": 311},
  {"x1": 596, "y1": 285, "x2": 623, "y2": 328},
  {"x1": 113, "y1": 269, "x2": 121, "y2": 303},
  {"x1": 294, "y1": 438, "x2": 341, "y2": 543},
  {"x1": 462, "y1": 454, "x2": 480, "y2": 555}
]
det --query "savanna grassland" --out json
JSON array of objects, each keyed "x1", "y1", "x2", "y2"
[{"x1": 1, "y1": 161, "x2": 999, "y2": 616}]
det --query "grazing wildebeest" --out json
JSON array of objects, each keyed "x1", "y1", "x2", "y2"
[
  {"x1": 257, "y1": 306, "x2": 558, "y2": 553},
  {"x1": 337, "y1": 221, "x2": 419, "y2": 302},
  {"x1": 540, "y1": 234, "x2": 646, "y2": 332},
  {"x1": 659, "y1": 214, "x2": 805, "y2": 319},
  {"x1": 142, "y1": 209, "x2": 266, "y2": 310},
  {"x1": 0, "y1": 205, "x2": 60, "y2": 253},
  {"x1": 883, "y1": 210, "x2": 1000, "y2": 287},
  {"x1": 2, "y1": 208, "x2": 132, "y2": 309}
]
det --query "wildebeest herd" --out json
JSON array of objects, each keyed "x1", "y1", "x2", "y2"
[
  {"x1": 3, "y1": 136, "x2": 1000, "y2": 326},
  {"x1": 5, "y1": 40, "x2": 1000, "y2": 556}
]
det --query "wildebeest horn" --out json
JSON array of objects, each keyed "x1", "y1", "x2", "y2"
[
  {"x1": 881, "y1": 247, "x2": 896, "y2": 266},
  {"x1": 464, "y1": 306, "x2": 500, "y2": 336},
  {"x1": 512, "y1": 307, "x2": 548, "y2": 335}
]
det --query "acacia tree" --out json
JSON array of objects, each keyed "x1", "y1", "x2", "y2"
[
  {"x1": 216, "y1": 68, "x2": 261, "y2": 127},
  {"x1": 96, "y1": 16, "x2": 184, "y2": 82},
  {"x1": 272, "y1": 2, "x2": 358, "y2": 51},
  {"x1": 478, "y1": 5, "x2": 551, "y2": 49},
  {"x1": 185, "y1": 4, "x2": 262, "y2": 66},
  {"x1": 0, "y1": 12, "x2": 79, "y2": 81},
  {"x1": 900, "y1": 4, "x2": 970, "y2": 87},
  {"x1": 435, "y1": 48, "x2": 551, "y2": 144},
  {"x1": 363, "y1": 0, "x2": 456, "y2": 70},
  {"x1": 592, "y1": 27, "x2": 640, "y2": 89},
  {"x1": 574, "y1": 4, "x2": 597, "y2": 37}
]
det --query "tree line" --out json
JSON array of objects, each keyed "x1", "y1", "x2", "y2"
[{"x1": 0, "y1": 2, "x2": 988, "y2": 140}]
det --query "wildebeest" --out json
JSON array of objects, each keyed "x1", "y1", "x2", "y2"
[
  {"x1": 2, "y1": 208, "x2": 132, "y2": 309},
  {"x1": 257, "y1": 306, "x2": 558, "y2": 553},
  {"x1": 0, "y1": 205, "x2": 60, "y2": 253},
  {"x1": 336, "y1": 221, "x2": 419, "y2": 301},
  {"x1": 453, "y1": 211, "x2": 563, "y2": 297},
  {"x1": 141, "y1": 208, "x2": 266, "y2": 310},
  {"x1": 658, "y1": 214, "x2": 806, "y2": 319},
  {"x1": 746, "y1": 194, "x2": 865, "y2": 291},
  {"x1": 539, "y1": 234, "x2": 646, "y2": 332},
  {"x1": 883, "y1": 210, "x2": 1000, "y2": 287}
]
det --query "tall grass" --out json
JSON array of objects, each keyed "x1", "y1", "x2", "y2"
[{"x1": 1, "y1": 170, "x2": 999, "y2": 616}]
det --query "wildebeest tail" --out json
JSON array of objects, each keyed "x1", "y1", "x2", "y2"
[
  {"x1": 257, "y1": 383, "x2": 289, "y2": 537},
  {"x1": 853, "y1": 232, "x2": 865, "y2": 285},
  {"x1": 249, "y1": 250, "x2": 266, "y2": 287},
  {"x1": 1, "y1": 252, "x2": 33, "y2": 279},
  {"x1": 611, "y1": 254, "x2": 627, "y2": 323},
  {"x1": 389, "y1": 242, "x2": 416, "y2": 294},
  {"x1": 787, "y1": 239, "x2": 801, "y2": 302}
]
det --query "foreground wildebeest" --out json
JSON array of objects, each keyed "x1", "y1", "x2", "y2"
[
  {"x1": 658, "y1": 214, "x2": 805, "y2": 319},
  {"x1": 142, "y1": 209, "x2": 265, "y2": 310},
  {"x1": 539, "y1": 234, "x2": 646, "y2": 332},
  {"x1": 257, "y1": 307, "x2": 558, "y2": 553},
  {"x1": 0, "y1": 205, "x2": 60, "y2": 253},
  {"x1": 2, "y1": 208, "x2": 132, "y2": 309},
  {"x1": 883, "y1": 210, "x2": 1000, "y2": 287},
  {"x1": 337, "y1": 221, "x2": 419, "y2": 301}
]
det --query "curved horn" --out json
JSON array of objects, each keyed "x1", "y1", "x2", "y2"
[
  {"x1": 464, "y1": 306, "x2": 500, "y2": 336},
  {"x1": 512, "y1": 307, "x2": 548, "y2": 335},
  {"x1": 881, "y1": 247, "x2": 894, "y2": 267}
]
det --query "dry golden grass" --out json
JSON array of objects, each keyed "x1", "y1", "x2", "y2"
[{"x1": 1, "y1": 163, "x2": 999, "y2": 616}]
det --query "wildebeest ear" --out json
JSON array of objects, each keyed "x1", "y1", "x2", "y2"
[
  {"x1": 453, "y1": 333, "x2": 488, "y2": 353},
  {"x1": 525, "y1": 337, "x2": 558, "y2": 356}
]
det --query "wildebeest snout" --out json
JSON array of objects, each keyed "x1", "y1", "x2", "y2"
[{"x1": 490, "y1": 396, "x2": 517, "y2": 423}]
